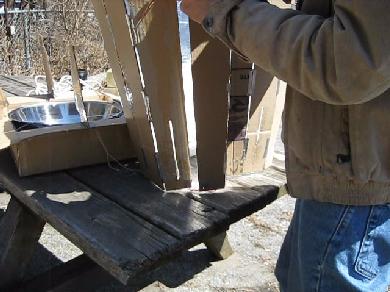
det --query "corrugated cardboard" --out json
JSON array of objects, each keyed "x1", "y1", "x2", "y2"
[
  {"x1": 10, "y1": 121, "x2": 134, "y2": 177},
  {"x1": 227, "y1": 59, "x2": 280, "y2": 176},
  {"x1": 228, "y1": 96, "x2": 250, "y2": 141},
  {"x1": 0, "y1": 91, "x2": 136, "y2": 177},
  {"x1": 231, "y1": 54, "x2": 253, "y2": 70},
  {"x1": 229, "y1": 69, "x2": 255, "y2": 97}
]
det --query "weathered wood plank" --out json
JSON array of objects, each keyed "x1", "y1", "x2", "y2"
[
  {"x1": 2, "y1": 76, "x2": 36, "y2": 89},
  {"x1": 188, "y1": 184, "x2": 279, "y2": 222},
  {"x1": 16, "y1": 255, "x2": 115, "y2": 292},
  {"x1": 0, "y1": 88, "x2": 7, "y2": 112},
  {"x1": 0, "y1": 150, "x2": 180, "y2": 284},
  {"x1": 68, "y1": 164, "x2": 229, "y2": 244},
  {"x1": 69, "y1": 161, "x2": 279, "y2": 240},
  {"x1": 190, "y1": 20, "x2": 230, "y2": 190},
  {"x1": 204, "y1": 232, "x2": 233, "y2": 260},
  {"x1": 0, "y1": 197, "x2": 45, "y2": 289},
  {"x1": 68, "y1": 45, "x2": 87, "y2": 123},
  {"x1": 131, "y1": 0, "x2": 191, "y2": 190},
  {"x1": 39, "y1": 36, "x2": 54, "y2": 97},
  {"x1": 0, "y1": 76, "x2": 34, "y2": 97},
  {"x1": 91, "y1": 0, "x2": 162, "y2": 187},
  {"x1": 228, "y1": 166, "x2": 286, "y2": 189}
]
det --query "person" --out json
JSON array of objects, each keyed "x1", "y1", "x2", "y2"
[{"x1": 181, "y1": 0, "x2": 390, "y2": 291}]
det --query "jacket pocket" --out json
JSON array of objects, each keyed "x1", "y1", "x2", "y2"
[{"x1": 354, "y1": 205, "x2": 390, "y2": 280}]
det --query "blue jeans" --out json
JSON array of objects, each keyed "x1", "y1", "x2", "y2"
[{"x1": 275, "y1": 199, "x2": 390, "y2": 292}]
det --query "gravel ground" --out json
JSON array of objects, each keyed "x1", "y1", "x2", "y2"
[{"x1": 0, "y1": 190, "x2": 295, "y2": 291}]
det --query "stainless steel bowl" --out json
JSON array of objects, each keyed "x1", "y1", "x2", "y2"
[{"x1": 8, "y1": 100, "x2": 123, "y2": 127}]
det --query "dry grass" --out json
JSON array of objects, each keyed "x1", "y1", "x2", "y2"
[{"x1": 0, "y1": 1, "x2": 108, "y2": 78}]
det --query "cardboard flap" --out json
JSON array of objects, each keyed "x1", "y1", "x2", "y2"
[{"x1": 7, "y1": 117, "x2": 127, "y2": 145}]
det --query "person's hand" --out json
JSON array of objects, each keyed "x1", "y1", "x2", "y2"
[{"x1": 180, "y1": 0, "x2": 218, "y2": 23}]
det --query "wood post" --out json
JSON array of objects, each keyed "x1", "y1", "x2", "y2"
[
  {"x1": 16, "y1": 255, "x2": 115, "y2": 292},
  {"x1": 0, "y1": 197, "x2": 45, "y2": 289},
  {"x1": 204, "y1": 231, "x2": 233, "y2": 260},
  {"x1": 39, "y1": 36, "x2": 54, "y2": 97},
  {"x1": 68, "y1": 45, "x2": 88, "y2": 124},
  {"x1": 189, "y1": 20, "x2": 230, "y2": 191}
]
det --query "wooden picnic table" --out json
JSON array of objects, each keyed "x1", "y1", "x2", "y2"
[
  {"x1": 0, "y1": 148, "x2": 283, "y2": 290},
  {"x1": 0, "y1": 76, "x2": 286, "y2": 290}
]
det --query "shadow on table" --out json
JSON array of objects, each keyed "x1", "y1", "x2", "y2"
[
  {"x1": 130, "y1": 248, "x2": 214, "y2": 290},
  {"x1": 22, "y1": 242, "x2": 215, "y2": 292},
  {"x1": 25, "y1": 242, "x2": 64, "y2": 281}
]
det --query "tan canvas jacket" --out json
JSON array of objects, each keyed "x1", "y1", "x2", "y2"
[{"x1": 203, "y1": 0, "x2": 390, "y2": 205}]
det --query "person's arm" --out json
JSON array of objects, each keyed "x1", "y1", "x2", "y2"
[{"x1": 183, "y1": 0, "x2": 390, "y2": 105}]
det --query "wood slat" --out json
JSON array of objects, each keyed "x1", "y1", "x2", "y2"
[
  {"x1": 91, "y1": 0, "x2": 162, "y2": 187},
  {"x1": 131, "y1": 0, "x2": 191, "y2": 190},
  {"x1": 17, "y1": 255, "x2": 115, "y2": 292},
  {"x1": 68, "y1": 45, "x2": 87, "y2": 123},
  {"x1": 204, "y1": 231, "x2": 233, "y2": 260},
  {"x1": 68, "y1": 165, "x2": 229, "y2": 244},
  {"x1": 190, "y1": 20, "x2": 230, "y2": 190},
  {"x1": 188, "y1": 183, "x2": 279, "y2": 222},
  {"x1": 227, "y1": 166, "x2": 286, "y2": 190},
  {"x1": 38, "y1": 36, "x2": 54, "y2": 97},
  {"x1": 0, "y1": 76, "x2": 34, "y2": 97},
  {"x1": 0, "y1": 150, "x2": 180, "y2": 284},
  {"x1": 3, "y1": 76, "x2": 37, "y2": 89},
  {"x1": 0, "y1": 197, "x2": 45, "y2": 289},
  {"x1": 68, "y1": 163, "x2": 279, "y2": 243}
]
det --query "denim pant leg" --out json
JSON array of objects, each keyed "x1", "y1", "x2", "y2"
[{"x1": 275, "y1": 199, "x2": 390, "y2": 292}]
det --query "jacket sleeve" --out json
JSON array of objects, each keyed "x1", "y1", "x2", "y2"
[{"x1": 203, "y1": 0, "x2": 390, "y2": 105}]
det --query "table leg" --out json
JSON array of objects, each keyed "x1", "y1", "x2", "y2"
[
  {"x1": 204, "y1": 231, "x2": 233, "y2": 260},
  {"x1": 0, "y1": 197, "x2": 45, "y2": 289}
]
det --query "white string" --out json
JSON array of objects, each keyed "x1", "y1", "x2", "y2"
[
  {"x1": 27, "y1": 73, "x2": 106, "y2": 98},
  {"x1": 93, "y1": 128, "x2": 139, "y2": 174}
]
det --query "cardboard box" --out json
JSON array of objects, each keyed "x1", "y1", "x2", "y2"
[
  {"x1": 229, "y1": 69, "x2": 255, "y2": 96},
  {"x1": 228, "y1": 96, "x2": 250, "y2": 141},
  {"x1": 226, "y1": 66, "x2": 281, "y2": 176},
  {"x1": 231, "y1": 53, "x2": 253, "y2": 70},
  {"x1": 0, "y1": 92, "x2": 136, "y2": 177}
]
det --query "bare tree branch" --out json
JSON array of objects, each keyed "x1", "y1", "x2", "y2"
[{"x1": 0, "y1": 0, "x2": 108, "y2": 77}]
